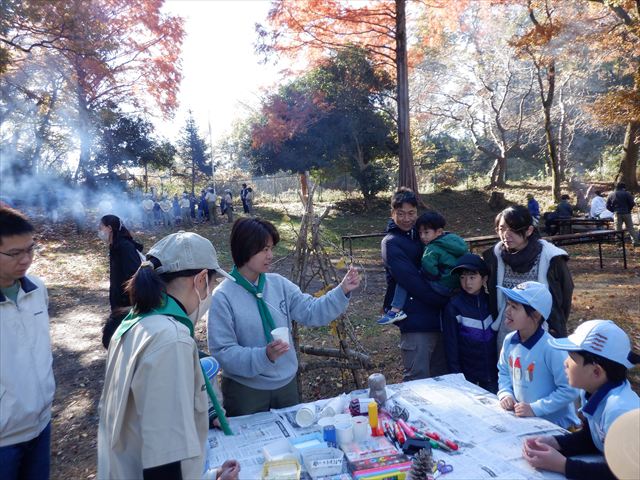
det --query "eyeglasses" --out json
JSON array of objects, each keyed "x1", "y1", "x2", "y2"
[{"x1": 0, "y1": 243, "x2": 39, "y2": 260}]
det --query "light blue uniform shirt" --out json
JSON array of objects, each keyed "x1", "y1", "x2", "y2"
[
  {"x1": 580, "y1": 380, "x2": 640, "y2": 452},
  {"x1": 498, "y1": 327, "x2": 580, "y2": 428}
]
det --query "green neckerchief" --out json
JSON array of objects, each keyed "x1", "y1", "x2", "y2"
[
  {"x1": 231, "y1": 266, "x2": 276, "y2": 342},
  {"x1": 113, "y1": 294, "x2": 232, "y2": 435}
]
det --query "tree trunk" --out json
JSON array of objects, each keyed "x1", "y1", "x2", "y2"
[
  {"x1": 489, "y1": 155, "x2": 507, "y2": 188},
  {"x1": 536, "y1": 58, "x2": 561, "y2": 202},
  {"x1": 32, "y1": 87, "x2": 58, "y2": 175},
  {"x1": 395, "y1": 0, "x2": 419, "y2": 194},
  {"x1": 143, "y1": 162, "x2": 149, "y2": 192},
  {"x1": 73, "y1": 67, "x2": 92, "y2": 182},
  {"x1": 191, "y1": 156, "x2": 196, "y2": 195},
  {"x1": 299, "y1": 171, "x2": 309, "y2": 199},
  {"x1": 618, "y1": 121, "x2": 639, "y2": 189}
]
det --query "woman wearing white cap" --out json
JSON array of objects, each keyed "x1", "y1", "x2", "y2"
[{"x1": 97, "y1": 231, "x2": 239, "y2": 480}]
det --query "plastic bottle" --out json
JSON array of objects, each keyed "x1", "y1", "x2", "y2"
[{"x1": 368, "y1": 401, "x2": 378, "y2": 429}]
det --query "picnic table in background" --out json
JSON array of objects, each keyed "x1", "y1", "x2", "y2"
[{"x1": 341, "y1": 229, "x2": 627, "y2": 269}]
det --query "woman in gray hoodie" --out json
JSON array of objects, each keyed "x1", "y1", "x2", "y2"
[{"x1": 208, "y1": 217, "x2": 360, "y2": 417}]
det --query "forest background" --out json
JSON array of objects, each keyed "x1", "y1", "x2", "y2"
[{"x1": 2, "y1": 2, "x2": 640, "y2": 478}]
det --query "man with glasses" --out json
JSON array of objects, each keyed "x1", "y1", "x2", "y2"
[
  {"x1": 0, "y1": 206, "x2": 55, "y2": 480},
  {"x1": 381, "y1": 188, "x2": 450, "y2": 380}
]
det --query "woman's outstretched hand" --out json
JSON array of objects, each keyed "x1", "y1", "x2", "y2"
[{"x1": 340, "y1": 265, "x2": 361, "y2": 295}]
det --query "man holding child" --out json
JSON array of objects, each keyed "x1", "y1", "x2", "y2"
[{"x1": 380, "y1": 188, "x2": 450, "y2": 381}]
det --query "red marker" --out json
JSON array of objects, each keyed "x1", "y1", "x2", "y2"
[{"x1": 397, "y1": 419, "x2": 416, "y2": 439}]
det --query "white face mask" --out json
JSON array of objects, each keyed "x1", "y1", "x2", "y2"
[
  {"x1": 98, "y1": 229, "x2": 110, "y2": 243},
  {"x1": 189, "y1": 274, "x2": 212, "y2": 325}
]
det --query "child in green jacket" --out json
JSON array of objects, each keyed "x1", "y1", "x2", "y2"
[{"x1": 379, "y1": 211, "x2": 468, "y2": 325}]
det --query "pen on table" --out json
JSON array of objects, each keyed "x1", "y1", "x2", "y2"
[{"x1": 397, "y1": 419, "x2": 415, "y2": 439}]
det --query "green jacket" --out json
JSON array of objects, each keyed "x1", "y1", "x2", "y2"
[{"x1": 421, "y1": 232, "x2": 469, "y2": 290}]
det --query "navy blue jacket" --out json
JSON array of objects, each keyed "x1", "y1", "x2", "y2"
[
  {"x1": 442, "y1": 289, "x2": 497, "y2": 385},
  {"x1": 381, "y1": 220, "x2": 449, "y2": 333}
]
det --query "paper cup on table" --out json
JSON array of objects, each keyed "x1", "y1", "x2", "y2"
[
  {"x1": 317, "y1": 416, "x2": 335, "y2": 428},
  {"x1": 320, "y1": 395, "x2": 347, "y2": 418},
  {"x1": 335, "y1": 422, "x2": 354, "y2": 446},
  {"x1": 271, "y1": 327, "x2": 290, "y2": 345},
  {"x1": 295, "y1": 405, "x2": 317, "y2": 428},
  {"x1": 352, "y1": 416, "x2": 369, "y2": 442}
]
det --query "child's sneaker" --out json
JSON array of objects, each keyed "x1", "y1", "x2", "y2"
[{"x1": 377, "y1": 310, "x2": 407, "y2": 325}]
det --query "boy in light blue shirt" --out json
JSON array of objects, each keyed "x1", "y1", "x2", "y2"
[
  {"x1": 497, "y1": 281, "x2": 579, "y2": 428},
  {"x1": 523, "y1": 319, "x2": 640, "y2": 480}
]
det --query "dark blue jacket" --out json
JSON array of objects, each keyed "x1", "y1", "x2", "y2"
[
  {"x1": 527, "y1": 198, "x2": 540, "y2": 219},
  {"x1": 442, "y1": 289, "x2": 497, "y2": 385},
  {"x1": 381, "y1": 220, "x2": 449, "y2": 333}
]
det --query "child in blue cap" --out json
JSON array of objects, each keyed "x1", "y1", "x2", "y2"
[
  {"x1": 497, "y1": 281, "x2": 580, "y2": 428},
  {"x1": 522, "y1": 319, "x2": 640, "y2": 479},
  {"x1": 443, "y1": 253, "x2": 497, "y2": 393}
]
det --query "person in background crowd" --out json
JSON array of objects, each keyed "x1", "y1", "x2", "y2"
[
  {"x1": 160, "y1": 195, "x2": 173, "y2": 227},
  {"x1": 189, "y1": 192, "x2": 197, "y2": 222},
  {"x1": 172, "y1": 194, "x2": 181, "y2": 226},
  {"x1": 240, "y1": 183, "x2": 249, "y2": 214},
  {"x1": 152, "y1": 197, "x2": 163, "y2": 226},
  {"x1": 206, "y1": 188, "x2": 219, "y2": 225},
  {"x1": 209, "y1": 218, "x2": 360, "y2": 416},
  {"x1": 221, "y1": 189, "x2": 234, "y2": 223},
  {"x1": 98, "y1": 214, "x2": 143, "y2": 315},
  {"x1": 98, "y1": 231, "x2": 240, "y2": 480},
  {"x1": 589, "y1": 190, "x2": 613, "y2": 220},
  {"x1": 380, "y1": 188, "x2": 450, "y2": 381},
  {"x1": 527, "y1": 193, "x2": 541, "y2": 226},
  {"x1": 245, "y1": 187, "x2": 254, "y2": 215},
  {"x1": 483, "y1": 205, "x2": 574, "y2": 350},
  {"x1": 180, "y1": 192, "x2": 192, "y2": 227},
  {"x1": 606, "y1": 182, "x2": 638, "y2": 247},
  {"x1": 0, "y1": 206, "x2": 55, "y2": 480},
  {"x1": 141, "y1": 194, "x2": 154, "y2": 228},
  {"x1": 199, "y1": 190, "x2": 209, "y2": 223},
  {"x1": 556, "y1": 195, "x2": 573, "y2": 218}
]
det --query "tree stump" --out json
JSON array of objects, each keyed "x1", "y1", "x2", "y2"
[{"x1": 488, "y1": 191, "x2": 506, "y2": 211}]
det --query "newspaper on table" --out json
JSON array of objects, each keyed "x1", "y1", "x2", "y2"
[{"x1": 205, "y1": 374, "x2": 571, "y2": 479}]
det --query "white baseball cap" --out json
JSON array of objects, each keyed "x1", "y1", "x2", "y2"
[
  {"x1": 147, "y1": 231, "x2": 234, "y2": 281},
  {"x1": 497, "y1": 281, "x2": 552, "y2": 320},
  {"x1": 548, "y1": 319, "x2": 634, "y2": 368}
]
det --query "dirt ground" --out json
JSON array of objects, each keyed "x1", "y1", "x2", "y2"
[{"x1": 25, "y1": 197, "x2": 639, "y2": 479}]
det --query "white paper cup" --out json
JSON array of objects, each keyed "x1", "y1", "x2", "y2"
[
  {"x1": 334, "y1": 414, "x2": 351, "y2": 424},
  {"x1": 352, "y1": 416, "x2": 369, "y2": 441},
  {"x1": 271, "y1": 327, "x2": 290, "y2": 345},
  {"x1": 335, "y1": 422, "x2": 354, "y2": 445},
  {"x1": 317, "y1": 416, "x2": 335, "y2": 428},
  {"x1": 295, "y1": 405, "x2": 317, "y2": 428},
  {"x1": 320, "y1": 396, "x2": 347, "y2": 418}
]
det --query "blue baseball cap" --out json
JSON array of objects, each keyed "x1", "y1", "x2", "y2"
[
  {"x1": 451, "y1": 253, "x2": 489, "y2": 276},
  {"x1": 497, "y1": 281, "x2": 552, "y2": 320}
]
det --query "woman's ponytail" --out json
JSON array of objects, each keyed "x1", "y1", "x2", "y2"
[{"x1": 125, "y1": 257, "x2": 165, "y2": 314}]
